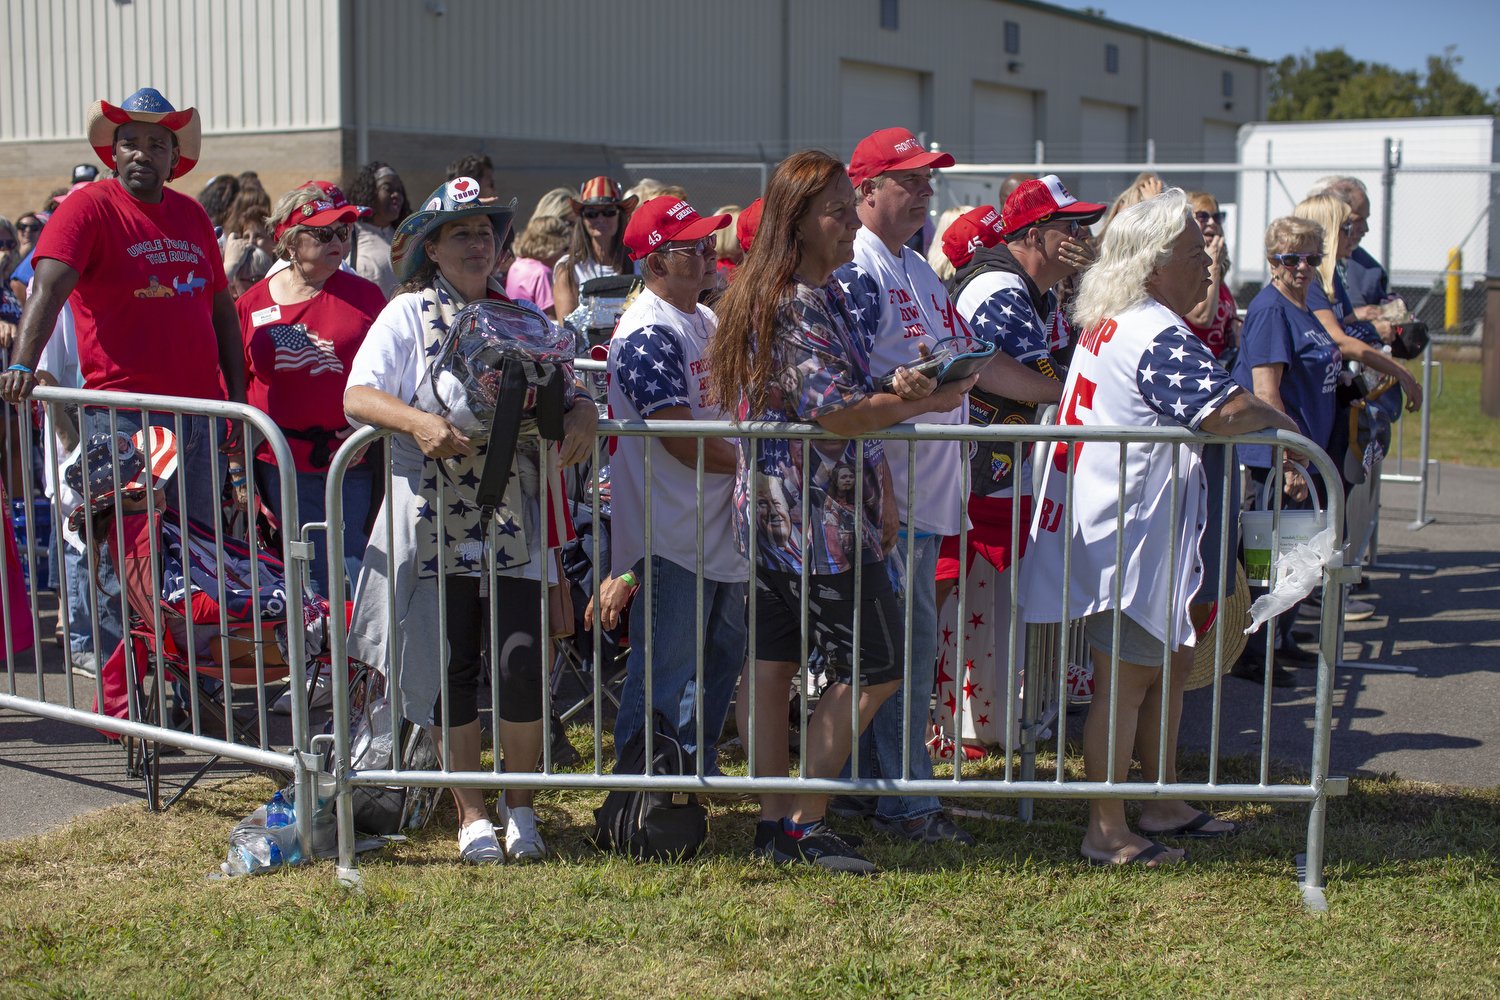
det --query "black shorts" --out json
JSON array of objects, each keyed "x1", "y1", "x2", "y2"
[{"x1": 753, "y1": 562, "x2": 904, "y2": 687}]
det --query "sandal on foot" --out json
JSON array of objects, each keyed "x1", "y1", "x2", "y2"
[
  {"x1": 1084, "y1": 841, "x2": 1183, "y2": 867},
  {"x1": 1141, "y1": 811, "x2": 1239, "y2": 840}
]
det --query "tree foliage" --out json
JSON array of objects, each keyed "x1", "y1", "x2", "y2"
[{"x1": 1269, "y1": 47, "x2": 1498, "y2": 121}]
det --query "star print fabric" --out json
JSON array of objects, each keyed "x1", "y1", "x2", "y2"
[{"x1": 1135, "y1": 323, "x2": 1236, "y2": 430}]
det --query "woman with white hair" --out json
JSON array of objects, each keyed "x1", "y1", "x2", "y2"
[{"x1": 1022, "y1": 189, "x2": 1298, "y2": 866}]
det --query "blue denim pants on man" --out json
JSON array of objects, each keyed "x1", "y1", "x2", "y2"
[
  {"x1": 843, "y1": 532, "x2": 942, "y2": 821},
  {"x1": 255, "y1": 465, "x2": 374, "y2": 599},
  {"x1": 614, "y1": 555, "x2": 747, "y2": 773},
  {"x1": 82, "y1": 407, "x2": 224, "y2": 518}
]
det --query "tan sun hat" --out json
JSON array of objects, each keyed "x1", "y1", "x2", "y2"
[{"x1": 1185, "y1": 563, "x2": 1251, "y2": 691}]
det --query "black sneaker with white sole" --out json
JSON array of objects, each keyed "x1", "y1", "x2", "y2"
[
  {"x1": 771, "y1": 821, "x2": 877, "y2": 874},
  {"x1": 753, "y1": 819, "x2": 864, "y2": 859},
  {"x1": 871, "y1": 811, "x2": 976, "y2": 846}
]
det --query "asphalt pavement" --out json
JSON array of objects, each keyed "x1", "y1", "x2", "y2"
[{"x1": 2, "y1": 464, "x2": 1495, "y2": 843}]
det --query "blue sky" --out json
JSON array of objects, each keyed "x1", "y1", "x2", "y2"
[{"x1": 1052, "y1": 1, "x2": 1500, "y2": 96}]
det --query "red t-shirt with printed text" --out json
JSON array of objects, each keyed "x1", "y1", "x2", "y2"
[
  {"x1": 34, "y1": 179, "x2": 228, "y2": 398},
  {"x1": 237, "y1": 269, "x2": 387, "y2": 471}
]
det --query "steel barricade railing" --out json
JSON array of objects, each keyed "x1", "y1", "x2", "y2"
[
  {"x1": 0, "y1": 386, "x2": 323, "y2": 858},
  {"x1": 323, "y1": 417, "x2": 1348, "y2": 905}
]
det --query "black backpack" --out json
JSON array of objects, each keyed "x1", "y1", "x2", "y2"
[{"x1": 592, "y1": 712, "x2": 708, "y2": 861}]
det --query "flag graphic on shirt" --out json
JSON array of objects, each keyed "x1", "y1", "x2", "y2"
[
  {"x1": 267, "y1": 323, "x2": 343, "y2": 376},
  {"x1": 614, "y1": 324, "x2": 689, "y2": 415},
  {"x1": 968, "y1": 285, "x2": 1050, "y2": 364},
  {"x1": 1135, "y1": 325, "x2": 1235, "y2": 427}
]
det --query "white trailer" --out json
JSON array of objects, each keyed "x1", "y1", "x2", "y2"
[{"x1": 1233, "y1": 116, "x2": 1498, "y2": 294}]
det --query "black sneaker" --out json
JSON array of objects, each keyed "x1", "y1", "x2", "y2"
[
  {"x1": 827, "y1": 795, "x2": 877, "y2": 819},
  {"x1": 772, "y1": 821, "x2": 877, "y2": 874},
  {"x1": 871, "y1": 811, "x2": 976, "y2": 846},
  {"x1": 1230, "y1": 655, "x2": 1297, "y2": 688},
  {"x1": 754, "y1": 819, "x2": 863, "y2": 858}
]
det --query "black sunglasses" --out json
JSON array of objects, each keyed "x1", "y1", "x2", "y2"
[
  {"x1": 1194, "y1": 210, "x2": 1226, "y2": 226},
  {"x1": 303, "y1": 224, "x2": 351, "y2": 244},
  {"x1": 1270, "y1": 253, "x2": 1323, "y2": 268},
  {"x1": 17, "y1": 221, "x2": 43, "y2": 234},
  {"x1": 0, "y1": 239, "x2": 16, "y2": 251},
  {"x1": 581, "y1": 207, "x2": 618, "y2": 220}
]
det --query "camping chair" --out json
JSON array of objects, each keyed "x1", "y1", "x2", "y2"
[{"x1": 96, "y1": 506, "x2": 329, "y2": 810}]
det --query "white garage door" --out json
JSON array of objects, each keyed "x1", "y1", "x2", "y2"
[
  {"x1": 1079, "y1": 99, "x2": 1132, "y2": 161},
  {"x1": 840, "y1": 60, "x2": 924, "y2": 156},
  {"x1": 972, "y1": 83, "x2": 1037, "y2": 162}
]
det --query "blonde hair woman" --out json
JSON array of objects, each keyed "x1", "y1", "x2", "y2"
[
  {"x1": 1292, "y1": 194, "x2": 1421, "y2": 411},
  {"x1": 926, "y1": 205, "x2": 973, "y2": 281}
]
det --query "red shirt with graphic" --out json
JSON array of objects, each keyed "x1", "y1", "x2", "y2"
[
  {"x1": 237, "y1": 269, "x2": 387, "y2": 472},
  {"x1": 1186, "y1": 282, "x2": 1238, "y2": 359},
  {"x1": 34, "y1": 179, "x2": 228, "y2": 397}
]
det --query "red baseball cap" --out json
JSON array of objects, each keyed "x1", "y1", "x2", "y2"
[
  {"x1": 848, "y1": 127, "x2": 955, "y2": 186},
  {"x1": 1001, "y1": 174, "x2": 1106, "y2": 236},
  {"x1": 51, "y1": 180, "x2": 93, "y2": 206},
  {"x1": 308, "y1": 179, "x2": 372, "y2": 219},
  {"x1": 736, "y1": 198, "x2": 763, "y2": 255},
  {"x1": 942, "y1": 204, "x2": 1006, "y2": 270},
  {"x1": 273, "y1": 181, "x2": 361, "y2": 242},
  {"x1": 623, "y1": 196, "x2": 731, "y2": 261}
]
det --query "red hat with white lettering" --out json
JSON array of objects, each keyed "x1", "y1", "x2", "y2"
[
  {"x1": 623, "y1": 196, "x2": 731, "y2": 261},
  {"x1": 941, "y1": 204, "x2": 1006, "y2": 270},
  {"x1": 736, "y1": 198, "x2": 763, "y2": 255},
  {"x1": 848, "y1": 127, "x2": 955, "y2": 186},
  {"x1": 1001, "y1": 174, "x2": 1106, "y2": 236}
]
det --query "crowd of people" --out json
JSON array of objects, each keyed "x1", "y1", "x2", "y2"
[{"x1": 0, "y1": 87, "x2": 1419, "y2": 874}]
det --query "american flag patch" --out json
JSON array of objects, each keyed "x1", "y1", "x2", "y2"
[{"x1": 268, "y1": 323, "x2": 342, "y2": 376}]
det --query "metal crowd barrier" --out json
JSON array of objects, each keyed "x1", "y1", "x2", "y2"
[
  {"x1": 0, "y1": 387, "x2": 324, "y2": 858},
  {"x1": 322, "y1": 418, "x2": 1349, "y2": 909}
]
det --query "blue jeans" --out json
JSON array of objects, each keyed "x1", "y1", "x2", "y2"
[
  {"x1": 614, "y1": 555, "x2": 748, "y2": 773},
  {"x1": 257, "y1": 465, "x2": 374, "y2": 599},
  {"x1": 63, "y1": 541, "x2": 122, "y2": 656},
  {"x1": 844, "y1": 532, "x2": 941, "y2": 821}
]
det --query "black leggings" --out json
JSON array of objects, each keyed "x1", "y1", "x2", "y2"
[{"x1": 436, "y1": 574, "x2": 546, "y2": 727}]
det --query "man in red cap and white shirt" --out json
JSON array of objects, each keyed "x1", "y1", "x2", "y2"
[
  {"x1": 604, "y1": 196, "x2": 748, "y2": 773},
  {"x1": 1, "y1": 87, "x2": 244, "y2": 517},
  {"x1": 828, "y1": 126, "x2": 983, "y2": 845},
  {"x1": 932, "y1": 179, "x2": 1104, "y2": 737}
]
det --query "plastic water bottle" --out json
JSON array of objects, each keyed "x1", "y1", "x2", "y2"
[
  {"x1": 265, "y1": 791, "x2": 293, "y2": 828},
  {"x1": 264, "y1": 791, "x2": 302, "y2": 865}
]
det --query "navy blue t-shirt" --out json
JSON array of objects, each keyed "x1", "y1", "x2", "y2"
[
  {"x1": 1307, "y1": 269, "x2": 1383, "y2": 347},
  {"x1": 1342, "y1": 245, "x2": 1388, "y2": 308},
  {"x1": 1231, "y1": 284, "x2": 1342, "y2": 467}
]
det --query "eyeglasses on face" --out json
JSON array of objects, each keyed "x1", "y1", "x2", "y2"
[
  {"x1": 1270, "y1": 252, "x2": 1322, "y2": 268},
  {"x1": 582, "y1": 207, "x2": 618, "y2": 220},
  {"x1": 0, "y1": 239, "x2": 16, "y2": 251},
  {"x1": 303, "y1": 224, "x2": 351, "y2": 244},
  {"x1": 1339, "y1": 222, "x2": 1356, "y2": 234},
  {"x1": 656, "y1": 236, "x2": 715, "y2": 257},
  {"x1": 17, "y1": 222, "x2": 43, "y2": 234},
  {"x1": 1194, "y1": 210, "x2": 1226, "y2": 226}
]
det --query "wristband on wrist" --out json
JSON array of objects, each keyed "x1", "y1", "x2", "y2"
[
  {"x1": 6, "y1": 363, "x2": 34, "y2": 375},
  {"x1": 618, "y1": 570, "x2": 637, "y2": 588}
]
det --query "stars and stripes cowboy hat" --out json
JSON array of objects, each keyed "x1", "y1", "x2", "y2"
[{"x1": 85, "y1": 87, "x2": 201, "y2": 180}]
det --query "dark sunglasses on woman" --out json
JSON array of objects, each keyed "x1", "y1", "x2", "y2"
[
  {"x1": 1270, "y1": 252, "x2": 1322, "y2": 268},
  {"x1": 581, "y1": 207, "x2": 618, "y2": 220},
  {"x1": 304, "y1": 224, "x2": 351, "y2": 244},
  {"x1": 1194, "y1": 210, "x2": 1226, "y2": 226},
  {"x1": 17, "y1": 221, "x2": 43, "y2": 235}
]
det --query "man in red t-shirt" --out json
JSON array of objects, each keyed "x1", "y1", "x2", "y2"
[{"x1": 1, "y1": 88, "x2": 245, "y2": 515}]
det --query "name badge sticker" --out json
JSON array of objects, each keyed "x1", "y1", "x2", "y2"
[{"x1": 250, "y1": 304, "x2": 282, "y2": 326}]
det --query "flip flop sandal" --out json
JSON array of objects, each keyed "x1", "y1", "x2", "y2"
[
  {"x1": 1084, "y1": 841, "x2": 1183, "y2": 867},
  {"x1": 1142, "y1": 811, "x2": 1240, "y2": 840}
]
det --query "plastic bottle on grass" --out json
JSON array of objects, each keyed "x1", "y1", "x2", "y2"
[
  {"x1": 263, "y1": 790, "x2": 303, "y2": 865},
  {"x1": 226, "y1": 827, "x2": 284, "y2": 875}
]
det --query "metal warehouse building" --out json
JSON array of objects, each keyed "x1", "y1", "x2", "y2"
[{"x1": 1, "y1": 0, "x2": 1267, "y2": 212}]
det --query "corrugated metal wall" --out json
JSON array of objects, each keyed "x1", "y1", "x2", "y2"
[
  {"x1": 0, "y1": 0, "x2": 341, "y2": 141},
  {"x1": 349, "y1": 0, "x2": 1263, "y2": 163}
]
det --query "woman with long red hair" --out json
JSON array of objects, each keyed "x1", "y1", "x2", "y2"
[{"x1": 709, "y1": 150, "x2": 973, "y2": 874}]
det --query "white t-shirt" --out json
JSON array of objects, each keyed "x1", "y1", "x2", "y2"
[
  {"x1": 606, "y1": 288, "x2": 746, "y2": 583},
  {"x1": 835, "y1": 226, "x2": 968, "y2": 536},
  {"x1": 38, "y1": 303, "x2": 82, "y2": 538},
  {"x1": 1020, "y1": 299, "x2": 1238, "y2": 648}
]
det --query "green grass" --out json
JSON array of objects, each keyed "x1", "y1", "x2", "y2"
[
  {"x1": 1, "y1": 744, "x2": 1496, "y2": 998},
  {"x1": 1408, "y1": 359, "x2": 1500, "y2": 469}
]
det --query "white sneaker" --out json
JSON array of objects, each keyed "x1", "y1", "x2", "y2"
[
  {"x1": 458, "y1": 819, "x2": 504, "y2": 865},
  {"x1": 1343, "y1": 597, "x2": 1376, "y2": 622},
  {"x1": 503, "y1": 805, "x2": 547, "y2": 862},
  {"x1": 272, "y1": 670, "x2": 333, "y2": 715}
]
